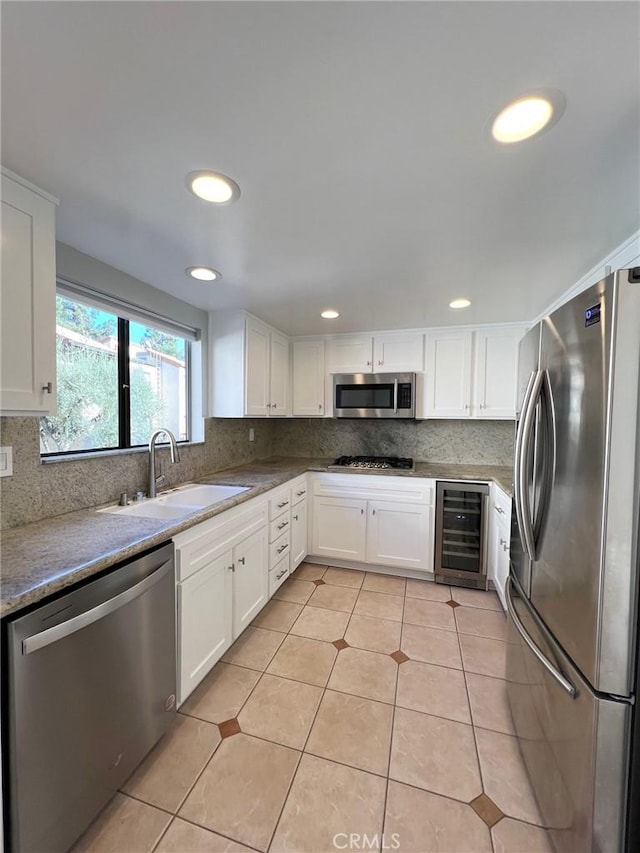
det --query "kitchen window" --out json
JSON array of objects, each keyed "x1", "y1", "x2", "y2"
[{"x1": 40, "y1": 286, "x2": 196, "y2": 456}]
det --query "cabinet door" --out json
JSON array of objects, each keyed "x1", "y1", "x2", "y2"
[
  {"x1": 177, "y1": 551, "x2": 233, "y2": 705},
  {"x1": 474, "y1": 328, "x2": 524, "y2": 418},
  {"x1": 424, "y1": 330, "x2": 473, "y2": 417},
  {"x1": 244, "y1": 318, "x2": 270, "y2": 416},
  {"x1": 1, "y1": 173, "x2": 57, "y2": 415},
  {"x1": 233, "y1": 525, "x2": 268, "y2": 636},
  {"x1": 373, "y1": 332, "x2": 423, "y2": 372},
  {"x1": 488, "y1": 508, "x2": 509, "y2": 611},
  {"x1": 328, "y1": 335, "x2": 373, "y2": 373},
  {"x1": 366, "y1": 500, "x2": 430, "y2": 570},
  {"x1": 292, "y1": 339, "x2": 325, "y2": 416},
  {"x1": 291, "y1": 499, "x2": 308, "y2": 570},
  {"x1": 269, "y1": 330, "x2": 290, "y2": 415},
  {"x1": 311, "y1": 496, "x2": 367, "y2": 561}
]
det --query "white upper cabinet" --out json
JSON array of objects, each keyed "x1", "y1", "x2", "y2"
[
  {"x1": 209, "y1": 312, "x2": 291, "y2": 417},
  {"x1": 1, "y1": 169, "x2": 58, "y2": 415},
  {"x1": 423, "y1": 330, "x2": 473, "y2": 417},
  {"x1": 421, "y1": 326, "x2": 526, "y2": 419},
  {"x1": 269, "y1": 330, "x2": 290, "y2": 416},
  {"x1": 473, "y1": 327, "x2": 527, "y2": 418},
  {"x1": 292, "y1": 339, "x2": 325, "y2": 416},
  {"x1": 327, "y1": 331, "x2": 423, "y2": 375},
  {"x1": 245, "y1": 316, "x2": 270, "y2": 416},
  {"x1": 373, "y1": 332, "x2": 423, "y2": 372},
  {"x1": 327, "y1": 335, "x2": 373, "y2": 374}
]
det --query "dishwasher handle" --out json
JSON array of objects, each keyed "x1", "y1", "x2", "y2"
[{"x1": 22, "y1": 559, "x2": 172, "y2": 655}]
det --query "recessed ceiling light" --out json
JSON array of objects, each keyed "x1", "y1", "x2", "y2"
[
  {"x1": 186, "y1": 171, "x2": 240, "y2": 204},
  {"x1": 449, "y1": 298, "x2": 471, "y2": 309},
  {"x1": 186, "y1": 266, "x2": 221, "y2": 282},
  {"x1": 490, "y1": 89, "x2": 566, "y2": 144},
  {"x1": 321, "y1": 309, "x2": 339, "y2": 319}
]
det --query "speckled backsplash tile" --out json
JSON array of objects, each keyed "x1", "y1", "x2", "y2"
[
  {"x1": 270, "y1": 419, "x2": 515, "y2": 466},
  {"x1": 0, "y1": 417, "x2": 274, "y2": 528}
]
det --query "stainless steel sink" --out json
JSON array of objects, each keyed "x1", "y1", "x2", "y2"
[{"x1": 98, "y1": 483, "x2": 250, "y2": 520}]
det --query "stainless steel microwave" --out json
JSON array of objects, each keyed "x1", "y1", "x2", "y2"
[{"x1": 333, "y1": 373, "x2": 416, "y2": 418}]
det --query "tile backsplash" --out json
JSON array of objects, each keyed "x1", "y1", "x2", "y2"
[{"x1": 0, "y1": 416, "x2": 513, "y2": 528}]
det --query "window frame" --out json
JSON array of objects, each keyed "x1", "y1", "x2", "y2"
[{"x1": 41, "y1": 288, "x2": 194, "y2": 458}]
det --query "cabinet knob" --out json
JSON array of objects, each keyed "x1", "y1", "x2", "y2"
[
  {"x1": 361, "y1": 508, "x2": 364, "y2": 515},
  {"x1": 42, "y1": 382, "x2": 53, "y2": 394},
  {"x1": 318, "y1": 403, "x2": 322, "y2": 411},
  {"x1": 372, "y1": 508, "x2": 376, "y2": 516},
  {"x1": 366, "y1": 360, "x2": 372, "y2": 366},
  {"x1": 464, "y1": 403, "x2": 470, "y2": 410},
  {"x1": 273, "y1": 403, "x2": 277, "y2": 409}
]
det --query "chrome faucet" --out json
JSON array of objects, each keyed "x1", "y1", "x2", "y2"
[{"x1": 148, "y1": 428, "x2": 181, "y2": 498}]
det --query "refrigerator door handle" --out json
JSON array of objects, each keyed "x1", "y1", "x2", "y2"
[
  {"x1": 515, "y1": 370, "x2": 544, "y2": 561},
  {"x1": 506, "y1": 575, "x2": 576, "y2": 697}
]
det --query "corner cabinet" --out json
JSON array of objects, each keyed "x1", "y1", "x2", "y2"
[
  {"x1": 421, "y1": 326, "x2": 527, "y2": 419},
  {"x1": 209, "y1": 311, "x2": 291, "y2": 417},
  {"x1": 487, "y1": 483, "x2": 511, "y2": 611},
  {"x1": 0, "y1": 169, "x2": 58, "y2": 415}
]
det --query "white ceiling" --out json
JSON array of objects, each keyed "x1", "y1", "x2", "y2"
[{"x1": 2, "y1": 1, "x2": 639, "y2": 335}]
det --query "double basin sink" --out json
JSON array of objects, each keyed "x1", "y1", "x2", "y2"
[{"x1": 98, "y1": 483, "x2": 251, "y2": 521}]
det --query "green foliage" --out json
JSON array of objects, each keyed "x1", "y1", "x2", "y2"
[
  {"x1": 56, "y1": 296, "x2": 117, "y2": 339},
  {"x1": 140, "y1": 327, "x2": 182, "y2": 359}
]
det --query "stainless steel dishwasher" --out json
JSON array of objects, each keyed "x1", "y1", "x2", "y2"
[{"x1": 4, "y1": 542, "x2": 177, "y2": 853}]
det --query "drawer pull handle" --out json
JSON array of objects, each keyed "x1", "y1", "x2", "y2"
[
  {"x1": 228, "y1": 564, "x2": 235, "y2": 572},
  {"x1": 237, "y1": 557, "x2": 245, "y2": 565},
  {"x1": 500, "y1": 538, "x2": 509, "y2": 552},
  {"x1": 277, "y1": 543, "x2": 289, "y2": 554},
  {"x1": 293, "y1": 514, "x2": 298, "y2": 521},
  {"x1": 277, "y1": 520, "x2": 289, "y2": 530},
  {"x1": 494, "y1": 505, "x2": 505, "y2": 515},
  {"x1": 296, "y1": 490, "x2": 306, "y2": 497},
  {"x1": 276, "y1": 569, "x2": 287, "y2": 580},
  {"x1": 277, "y1": 500, "x2": 289, "y2": 508},
  {"x1": 42, "y1": 381, "x2": 53, "y2": 394}
]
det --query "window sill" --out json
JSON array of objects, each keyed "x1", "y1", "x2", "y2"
[{"x1": 41, "y1": 441, "x2": 205, "y2": 465}]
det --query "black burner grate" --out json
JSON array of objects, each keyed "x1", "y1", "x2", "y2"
[{"x1": 332, "y1": 455, "x2": 414, "y2": 470}]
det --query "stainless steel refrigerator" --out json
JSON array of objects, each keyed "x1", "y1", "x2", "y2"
[{"x1": 506, "y1": 268, "x2": 640, "y2": 853}]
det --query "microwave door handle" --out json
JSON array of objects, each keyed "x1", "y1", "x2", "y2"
[{"x1": 393, "y1": 378, "x2": 398, "y2": 413}]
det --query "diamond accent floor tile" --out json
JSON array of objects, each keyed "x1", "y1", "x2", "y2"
[
  {"x1": 470, "y1": 792, "x2": 505, "y2": 828},
  {"x1": 446, "y1": 599, "x2": 461, "y2": 608},
  {"x1": 218, "y1": 718, "x2": 241, "y2": 739},
  {"x1": 390, "y1": 650, "x2": 409, "y2": 664},
  {"x1": 333, "y1": 638, "x2": 349, "y2": 650}
]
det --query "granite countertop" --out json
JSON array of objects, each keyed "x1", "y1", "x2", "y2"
[{"x1": 0, "y1": 457, "x2": 512, "y2": 618}]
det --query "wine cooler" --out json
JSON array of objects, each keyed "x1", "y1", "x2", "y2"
[{"x1": 434, "y1": 481, "x2": 489, "y2": 589}]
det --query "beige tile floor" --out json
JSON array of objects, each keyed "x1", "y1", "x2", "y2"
[{"x1": 73, "y1": 564, "x2": 553, "y2": 853}]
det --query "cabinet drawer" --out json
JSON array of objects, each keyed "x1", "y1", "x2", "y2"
[
  {"x1": 269, "y1": 492, "x2": 291, "y2": 520},
  {"x1": 269, "y1": 513, "x2": 291, "y2": 542},
  {"x1": 312, "y1": 472, "x2": 434, "y2": 505},
  {"x1": 269, "y1": 530, "x2": 291, "y2": 567},
  {"x1": 291, "y1": 484, "x2": 308, "y2": 505},
  {"x1": 269, "y1": 555, "x2": 290, "y2": 596}
]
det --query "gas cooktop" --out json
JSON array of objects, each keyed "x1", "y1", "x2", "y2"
[{"x1": 331, "y1": 455, "x2": 414, "y2": 470}]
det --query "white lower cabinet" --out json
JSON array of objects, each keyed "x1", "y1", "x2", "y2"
[
  {"x1": 310, "y1": 475, "x2": 435, "y2": 572},
  {"x1": 174, "y1": 500, "x2": 268, "y2": 705},
  {"x1": 290, "y1": 498, "x2": 307, "y2": 569},
  {"x1": 312, "y1": 496, "x2": 367, "y2": 562},
  {"x1": 177, "y1": 551, "x2": 233, "y2": 705},
  {"x1": 487, "y1": 484, "x2": 511, "y2": 610},
  {"x1": 366, "y1": 500, "x2": 431, "y2": 571},
  {"x1": 233, "y1": 526, "x2": 269, "y2": 634}
]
